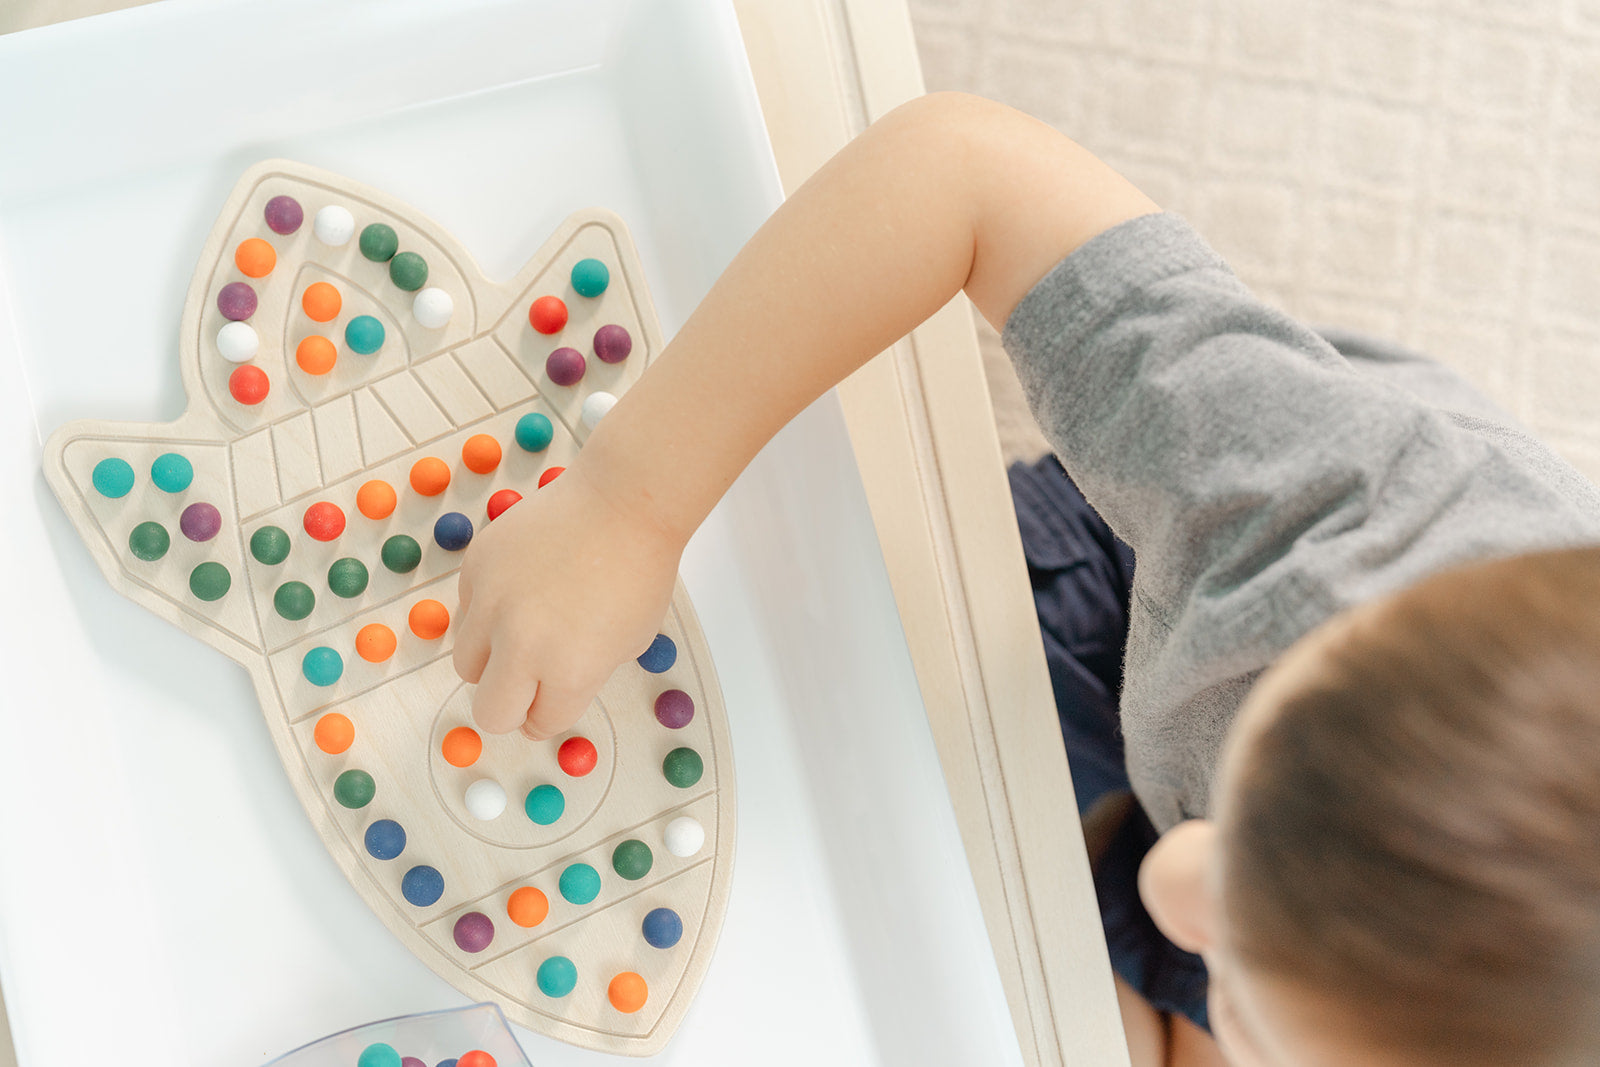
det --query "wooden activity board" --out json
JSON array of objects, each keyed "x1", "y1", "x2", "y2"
[{"x1": 42, "y1": 160, "x2": 735, "y2": 1057}]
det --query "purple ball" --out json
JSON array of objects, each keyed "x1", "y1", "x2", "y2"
[
  {"x1": 216, "y1": 282, "x2": 257, "y2": 321},
  {"x1": 546, "y1": 346, "x2": 586, "y2": 387},
  {"x1": 402, "y1": 1059, "x2": 426, "y2": 1067},
  {"x1": 654, "y1": 689, "x2": 695, "y2": 730},
  {"x1": 453, "y1": 911, "x2": 495, "y2": 953},
  {"x1": 179, "y1": 502, "x2": 222, "y2": 543},
  {"x1": 593, "y1": 324, "x2": 633, "y2": 364},
  {"x1": 263, "y1": 195, "x2": 303, "y2": 235}
]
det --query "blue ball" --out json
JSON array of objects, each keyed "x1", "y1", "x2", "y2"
[
  {"x1": 642, "y1": 906, "x2": 683, "y2": 949},
  {"x1": 364, "y1": 819, "x2": 406, "y2": 860},
  {"x1": 637, "y1": 633, "x2": 677, "y2": 674},
  {"x1": 401, "y1": 864, "x2": 444, "y2": 907},
  {"x1": 434, "y1": 511, "x2": 474, "y2": 552}
]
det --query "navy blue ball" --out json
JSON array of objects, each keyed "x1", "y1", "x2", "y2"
[
  {"x1": 642, "y1": 906, "x2": 683, "y2": 949},
  {"x1": 364, "y1": 819, "x2": 406, "y2": 861},
  {"x1": 433, "y1": 511, "x2": 474, "y2": 551},
  {"x1": 401, "y1": 864, "x2": 445, "y2": 907},
  {"x1": 637, "y1": 633, "x2": 677, "y2": 674}
]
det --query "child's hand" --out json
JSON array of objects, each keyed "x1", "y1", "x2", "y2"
[{"x1": 452, "y1": 461, "x2": 685, "y2": 740}]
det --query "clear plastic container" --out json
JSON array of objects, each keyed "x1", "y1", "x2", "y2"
[{"x1": 262, "y1": 1004, "x2": 533, "y2": 1067}]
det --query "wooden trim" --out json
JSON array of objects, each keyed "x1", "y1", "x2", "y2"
[{"x1": 731, "y1": 3, "x2": 1131, "y2": 1064}]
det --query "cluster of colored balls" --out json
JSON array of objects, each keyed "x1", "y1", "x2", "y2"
[
  {"x1": 98, "y1": 452, "x2": 237, "y2": 601},
  {"x1": 356, "y1": 1042, "x2": 496, "y2": 1067}
]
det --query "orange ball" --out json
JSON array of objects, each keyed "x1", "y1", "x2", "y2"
[
  {"x1": 356, "y1": 479, "x2": 397, "y2": 520},
  {"x1": 409, "y1": 598, "x2": 450, "y2": 639},
  {"x1": 506, "y1": 886, "x2": 549, "y2": 928},
  {"x1": 441, "y1": 725, "x2": 482, "y2": 768},
  {"x1": 296, "y1": 335, "x2": 337, "y2": 375},
  {"x1": 410, "y1": 456, "x2": 451, "y2": 496},
  {"x1": 355, "y1": 623, "x2": 397, "y2": 663},
  {"x1": 301, "y1": 281, "x2": 342, "y2": 322},
  {"x1": 456, "y1": 1053, "x2": 496, "y2": 1067},
  {"x1": 608, "y1": 972, "x2": 648, "y2": 1014},
  {"x1": 313, "y1": 713, "x2": 354, "y2": 755},
  {"x1": 235, "y1": 238, "x2": 276, "y2": 278},
  {"x1": 461, "y1": 434, "x2": 502, "y2": 475}
]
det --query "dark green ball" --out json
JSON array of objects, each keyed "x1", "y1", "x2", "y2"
[
  {"x1": 327, "y1": 557, "x2": 370, "y2": 598},
  {"x1": 128, "y1": 521, "x2": 170, "y2": 562},
  {"x1": 275, "y1": 580, "x2": 315, "y2": 621},
  {"x1": 359, "y1": 223, "x2": 398, "y2": 262},
  {"x1": 389, "y1": 251, "x2": 428, "y2": 291},
  {"x1": 381, "y1": 534, "x2": 422, "y2": 574},
  {"x1": 189, "y1": 561, "x2": 231, "y2": 602},
  {"x1": 250, "y1": 525, "x2": 291, "y2": 565}
]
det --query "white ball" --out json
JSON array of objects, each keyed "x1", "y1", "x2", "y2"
[
  {"x1": 313, "y1": 205, "x2": 355, "y2": 246},
  {"x1": 464, "y1": 778, "x2": 507, "y2": 821},
  {"x1": 581, "y1": 391, "x2": 617, "y2": 429},
  {"x1": 664, "y1": 815, "x2": 705, "y2": 858},
  {"x1": 216, "y1": 321, "x2": 258, "y2": 363},
  {"x1": 412, "y1": 287, "x2": 454, "y2": 329}
]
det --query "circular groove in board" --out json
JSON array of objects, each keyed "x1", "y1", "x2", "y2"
[{"x1": 427, "y1": 685, "x2": 618, "y2": 848}]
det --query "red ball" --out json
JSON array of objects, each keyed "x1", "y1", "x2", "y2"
[
  {"x1": 538, "y1": 466, "x2": 565, "y2": 488},
  {"x1": 528, "y1": 295, "x2": 568, "y2": 335},
  {"x1": 486, "y1": 488, "x2": 523, "y2": 520},
  {"x1": 558, "y1": 736, "x2": 598, "y2": 777},
  {"x1": 228, "y1": 364, "x2": 270, "y2": 405},
  {"x1": 303, "y1": 501, "x2": 346, "y2": 542},
  {"x1": 456, "y1": 1053, "x2": 496, "y2": 1067}
]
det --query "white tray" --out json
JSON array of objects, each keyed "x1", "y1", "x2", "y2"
[{"x1": 0, "y1": 1, "x2": 1025, "y2": 1065}]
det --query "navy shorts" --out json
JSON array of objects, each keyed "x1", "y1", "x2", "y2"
[{"x1": 1008, "y1": 455, "x2": 1211, "y2": 1032}]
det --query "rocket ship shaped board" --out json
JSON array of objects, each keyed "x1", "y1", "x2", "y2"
[{"x1": 42, "y1": 160, "x2": 735, "y2": 1057}]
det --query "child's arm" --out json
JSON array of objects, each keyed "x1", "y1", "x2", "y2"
[{"x1": 453, "y1": 91, "x2": 1158, "y2": 738}]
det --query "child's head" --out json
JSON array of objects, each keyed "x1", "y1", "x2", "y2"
[{"x1": 1140, "y1": 547, "x2": 1600, "y2": 1066}]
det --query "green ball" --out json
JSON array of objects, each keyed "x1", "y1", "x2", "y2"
[
  {"x1": 570, "y1": 257, "x2": 610, "y2": 298},
  {"x1": 345, "y1": 315, "x2": 385, "y2": 355},
  {"x1": 514, "y1": 411, "x2": 554, "y2": 453},
  {"x1": 327, "y1": 557, "x2": 369, "y2": 598},
  {"x1": 149, "y1": 452, "x2": 194, "y2": 494},
  {"x1": 381, "y1": 534, "x2": 422, "y2": 574},
  {"x1": 249, "y1": 525, "x2": 291, "y2": 565},
  {"x1": 662, "y1": 747, "x2": 704, "y2": 788},
  {"x1": 537, "y1": 956, "x2": 577, "y2": 998},
  {"x1": 335, "y1": 770, "x2": 376, "y2": 809},
  {"x1": 274, "y1": 581, "x2": 315, "y2": 621},
  {"x1": 612, "y1": 839, "x2": 653, "y2": 881},
  {"x1": 388, "y1": 251, "x2": 428, "y2": 291},
  {"x1": 188, "y1": 562, "x2": 231, "y2": 602},
  {"x1": 359, "y1": 223, "x2": 398, "y2": 262},
  {"x1": 128, "y1": 521, "x2": 170, "y2": 562}
]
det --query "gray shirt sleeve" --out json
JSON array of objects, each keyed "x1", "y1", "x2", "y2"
[{"x1": 1002, "y1": 212, "x2": 1600, "y2": 828}]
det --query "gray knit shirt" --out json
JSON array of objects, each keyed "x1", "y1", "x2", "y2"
[{"x1": 1002, "y1": 213, "x2": 1600, "y2": 831}]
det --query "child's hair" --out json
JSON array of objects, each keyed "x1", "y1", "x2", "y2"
[{"x1": 1220, "y1": 546, "x2": 1600, "y2": 1066}]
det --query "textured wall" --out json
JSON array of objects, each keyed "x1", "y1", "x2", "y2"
[{"x1": 911, "y1": 0, "x2": 1600, "y2": 480}]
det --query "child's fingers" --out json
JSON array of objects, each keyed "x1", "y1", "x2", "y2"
[
  {"x1": 522, "y1": 679, "x2": 599, "y2": 742},
  {"x1": 450, "y1": 604, "x2": 491, "y2": 684},
  {"x1": 470, "y1": 648, "x2": 539, "y2": 735}
]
